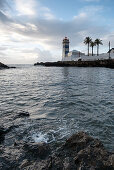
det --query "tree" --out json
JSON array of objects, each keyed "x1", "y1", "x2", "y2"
[
  {"x1": 84, "y1": 37, "x2": 92, "y2": 56},
  {"x1": 95, "y1": 39, "x2": 103, "y2": 56},
  {"x1": 90, "y1": 41, "x2": 96, "y2": 56}
]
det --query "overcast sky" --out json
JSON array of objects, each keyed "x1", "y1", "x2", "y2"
[{"x1": 0, "y1": 0, "x2": 114, "y2": 64}]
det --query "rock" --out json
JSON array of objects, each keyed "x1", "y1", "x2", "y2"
[
  {"x1": 34, "y1": 59, "x2": 114, "y2": 68},
  {"x1": 64, "y1": 131, "x2": 94, "y2": 151},
  {"x1": 17, "y1": 111, "x2": 30, "y2": 117},
  {"x1": 0, "y1": 132, "x2": 113, "y2": 169},
  {"x1": 42, "y1": 132, "x2": 114, "y2": 170},
  {"x1": 0, "y1": 125, "x2": 18, "y2": 143},
  {"x1": 0, "y1": 62, "x2": 16, "y2": 69},
  {"x1": 74, "y1": 145, "x2": 113, "y2": 169},
  {"x1": 0, "y1": 127, "x2": 6, "y2": 136},
  {"x1": 0, "y1": 127, "x2": 6, "y2": 143},
  {"x1": 19, "y1": 159, "x2": 31, "y2": 169},
  {"x1": 0, "y1": 62, "x2": 9, "y2": 69},
  {"x1": 23, "y1": 142, "x2": 50, "y2": 159}
]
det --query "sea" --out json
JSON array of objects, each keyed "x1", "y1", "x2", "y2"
[{"x1": 0, "y1": 65, "x2": 114, "y2": 151}]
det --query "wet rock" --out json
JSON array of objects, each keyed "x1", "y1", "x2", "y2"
[
  {"x1": 0, "y1": 132, "x2": 113, "y2": 169},
  {"x1": 74, "y1": 145, "x2": 113, "y2": 169},
  {"x1": 19, "y1": 159, "x2": 31, "y2": 169},
  {"x1": 0, "y1": 125, "x2": 19, "y2": 143},
  {"x1": 64, "y1": 131, "x2": 94, "y2": 152},
  {"x1": 17, "y1": 111, "x2": 30, "y2": 117},
  {"x1": 23, "y1": 142, "x2": 50, "y2": 159},
  {"x1": 0, "y1": 127, "x2": 6, "y2": 136},
  {"x1": 0, "y1": 127, "x2": 6, "y2": 143},
  {"x1": 42, "y1": 132, "x2": 114, "y2": 170}
]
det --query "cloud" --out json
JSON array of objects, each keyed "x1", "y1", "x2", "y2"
[
  {"x1": 0, "y1": 0, "x2": 8, "y2": 8},
  {"x1": 15, "y1": 0, "x2": 36, "y2": 16},
  {"x1": 0, "y1": 0, "x2": 113, "y2": 64},
  {"x1": 0, "y1": 10, "x2": 10, "y2": 22}
]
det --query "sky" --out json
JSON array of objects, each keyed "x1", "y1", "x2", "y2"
[{"x1": 0, "y1": 0, "x2": 114, "y2": 64}]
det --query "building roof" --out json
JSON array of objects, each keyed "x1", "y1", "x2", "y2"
[{"x1": 108, "y1": 48, "x2": 114, "y2": 53}]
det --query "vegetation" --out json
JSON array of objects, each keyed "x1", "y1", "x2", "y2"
[
  {"x1": 84, "y1": 37, "x2": 103, "y2": 56},
  {"x1": 90, "y1": 41, "x2": 96, "y2": 56},
  {"x1": 95, "y1": 39, "x2": 103, "y2": 56},
  {"x1": 84, "y1": 37, "x2": 92, "y2": 56}
]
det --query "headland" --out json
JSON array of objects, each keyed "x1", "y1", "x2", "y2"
[
  {"x1": 0, "y1": 62, "x2": 16, "y2": 69},
  {"x1": 34, "y1": 58, "x2": 114, "y2": 68}
]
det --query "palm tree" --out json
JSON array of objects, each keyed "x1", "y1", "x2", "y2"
[
  {"x1": 90, "y1": 41, "x2": 96, "y2": 56},
  {"x1": 84, "y1": 37, "x2": 92, "y2": 56},
  {"x1": 95, "y1": 39, "x2": 103, "y2": 56}
]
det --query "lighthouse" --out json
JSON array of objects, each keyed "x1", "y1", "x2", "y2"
[{"x1": 62, "y1": 37, "x2": 69, "y2": 60}]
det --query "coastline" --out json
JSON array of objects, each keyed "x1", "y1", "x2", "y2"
[
  {"x1": 34, "y1": 59, "x2": 114, "y2": 68},
  {"x1": 0, "y1": 130, "x2": 113, "y2": 169}
]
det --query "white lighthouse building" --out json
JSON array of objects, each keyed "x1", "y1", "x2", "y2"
[
  {"x1": 62, "y1": 37, "x2": 70, "y2": 60},
  {"x1": 62, "y1": 37, "x2": 114, "y2": 61},
  {"x1": 62, "y1": 37, "x2": 85, "y2": 61}
]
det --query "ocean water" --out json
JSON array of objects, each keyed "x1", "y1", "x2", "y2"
[{"x1": 0, "y1": 65, "x2": 114, "y2": 151}]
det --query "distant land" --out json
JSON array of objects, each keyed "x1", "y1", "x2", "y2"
[
  {"x1": 0, "y1": 62, "x2": 9, "y2": 69},
  {"x1": 34, "y1": 59, "x2": 114, "y2": 69},
  {"x1": 0, "y1": 62, "x2": 16, "y2": 69}
]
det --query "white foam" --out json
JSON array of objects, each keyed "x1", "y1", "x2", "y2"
[{"x1": 32, "y1": 132, "x2": 49, "y2": 143}]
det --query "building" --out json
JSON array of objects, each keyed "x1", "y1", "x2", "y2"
[
  {"x1": 62, "y1": 37, "x2": 70, "y2": 59},
  {"x1": 62, "y1": 37, "x2": 85, "y2": 61},
  {"x1": 68, "y1": 50, "x2": 85, "y2": 58},
  {"x1": 62, "y1": 37, "x2": 114, "y2": 61},
  {"x1": 108, "y1": 48, "x2": 114, "y2": 53}
]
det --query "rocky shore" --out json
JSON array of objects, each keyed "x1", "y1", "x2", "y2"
[
  {"x1": 34, "y1": 59, "x2": 114, "y2": 68},
  {"x1": 0, "y1": 130, "x2": 113, "y2": 169},
  {"x1": 0, "y1": 62, "x2": 16, "y2": 69}
]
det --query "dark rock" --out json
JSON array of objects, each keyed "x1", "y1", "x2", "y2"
[
  {"x1": 0, "y1": 127, "x2": 7, "y2": 143},
  {"x1": 0, "y1": 127, "x2": 6, "y2": 136},
  {"x1": 17, "y1": 111, "x2": 30, "y2": 117},
  {"x1": 64, "y1": 131, "x2": 94, "y2": 151},
  {"x1": 9, "y1": 66, "x2": 16, "y2": 68},
  {"x1": 0, "y1": 62, "x2": 16, "y2": 69},
  {"x1": 0, "y1": 132, "x2": 113, "y2": 169},
  {"x1": 0, "y1": 128, "x2": 7, "y2": 143},
  {"x1": 23, "y1": 142, "x2": 50, "y2": 159},
  {"x1": 0, "y1": 125, "x2": 18, "y2": 143},
  {"x1": 34, "y1": 59, "x2": 114, "y2": 68},
  {"x1": 42, "y1": 132, "x2": 114, "y2": 170},
  {"x1": 0, "y1": 62, "x2": 9, "y2": 69},
  {"x1": 19, "y1": 159, "x2": 31, "y2": 169}
]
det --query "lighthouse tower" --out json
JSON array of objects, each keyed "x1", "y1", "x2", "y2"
[{"x1": 62, "y1": 37, "x2": 69, "y2": 60}]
